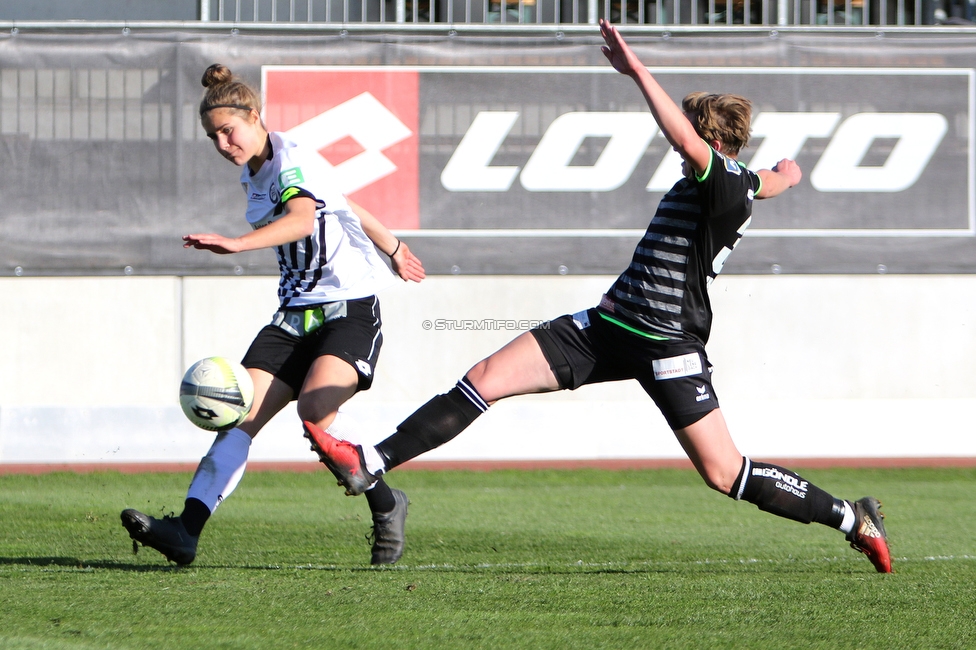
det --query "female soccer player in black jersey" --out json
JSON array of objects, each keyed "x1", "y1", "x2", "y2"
[
  {"x1": 121, "y1": 64, "x2": 424, "y2": 566},
  {"x1": 305, "y1": 21, "x2": 891, "y2": 573}
]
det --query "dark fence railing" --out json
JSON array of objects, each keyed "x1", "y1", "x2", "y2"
[{"x1": 196, "y1": 0, "x2": 974, "y2": 26}]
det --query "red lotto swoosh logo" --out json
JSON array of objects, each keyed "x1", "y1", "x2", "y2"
[{"x1": 263, "y1": 69, "x2": 419, "y2": 229}]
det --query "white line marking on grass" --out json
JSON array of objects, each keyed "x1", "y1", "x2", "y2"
[{"x1": 278, "y1": 555, "x2": 974, "y2": 572}]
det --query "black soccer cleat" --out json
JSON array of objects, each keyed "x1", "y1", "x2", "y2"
[
  {"x1": 846, "y1": 497, "x2": 892, "y2": 573},
  {"x1": 121, "y1": 508, "x2": 198, "y2": 566},
  {"x1": 368, "y1": 488, "x2": 409, "y2": 565}
]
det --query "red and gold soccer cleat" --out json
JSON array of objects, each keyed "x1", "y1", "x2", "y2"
[{"x1": 847, "y1": 497, "x2": 892, "y2": 573}]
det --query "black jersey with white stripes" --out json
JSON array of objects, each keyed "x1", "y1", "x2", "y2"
[{"x1": 600, "y1": 147, "x2": 761, "y2": 345}]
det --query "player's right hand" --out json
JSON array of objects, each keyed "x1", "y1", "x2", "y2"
[{"x1": 183, "y1": 233, "x2": 243, "y2": 255}]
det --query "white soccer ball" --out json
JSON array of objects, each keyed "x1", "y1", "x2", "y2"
[{"x1": 179, "y1": 357, "x2": 254, "y2": 432}]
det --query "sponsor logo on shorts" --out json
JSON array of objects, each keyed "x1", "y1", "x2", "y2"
[
  {"x1": 695, "y1": 384, "x2": 711, "y2": 402},
  {"x1": 652, "y1": 352, "x2": 702, "y2": 380},
  {"x1": 356, "y1": 359, "x2": 372, "y2": 377}
]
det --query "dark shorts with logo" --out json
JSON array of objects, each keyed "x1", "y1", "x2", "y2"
[
  {"x1": 529, "y1": 308, "x2": 719, "y2": 430},
  {"x1": 242, "y1": 296, "x2": 383, "y2": 396}
]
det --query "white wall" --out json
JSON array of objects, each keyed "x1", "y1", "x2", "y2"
[{"x1": 1, "y1": 274, "x2": 974, "y2": 464}]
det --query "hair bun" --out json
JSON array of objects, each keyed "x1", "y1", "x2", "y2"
[{"x1": 201, "y1": 64, "x2": 233, "y2": 88}]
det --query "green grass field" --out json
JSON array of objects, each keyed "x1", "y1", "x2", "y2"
[{"x1": 2, "y1": 466, "x2": 975, "y2": 649}]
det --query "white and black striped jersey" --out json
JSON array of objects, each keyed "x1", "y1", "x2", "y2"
[
  {"x1": 600, "y1": 147, "x2": 762, "y2": 345},
  {"x1": 241, "y1": 132, "x2": 395, "y2": 308}
]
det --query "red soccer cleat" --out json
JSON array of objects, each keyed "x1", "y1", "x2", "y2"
[
  {"x1": 303, "y1": 420, "x2": 377, "y2": 496},
  {"x1": 847, "y1": 497, "x2": 892, "y2": 573}
]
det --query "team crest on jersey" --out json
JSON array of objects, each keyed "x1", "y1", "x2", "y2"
[
  {"x1": 720, "y1": 153, "x2": 742, "y2": 175},
  {"x1": 262, "y1": 67, "x2": 420, "y2": 229},
  {"x1": 269, "y1": 182, "x2": 280, "y2": 204}
]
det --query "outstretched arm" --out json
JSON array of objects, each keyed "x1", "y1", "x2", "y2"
[
  {"x1": 183, "y1": 196, "x2": 317, "y2": 254},
  {"x1": 348, "y1": 199, "x2": 426, "y2": 283},
  {"x1": 599, "y1": 19, "x2": 712, "y2": 175},
  {"x1": 756, "y1": 159, "x2": 802, "y2": 199}
]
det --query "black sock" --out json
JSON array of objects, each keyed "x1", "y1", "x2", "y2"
[
  {"x1": 376, "y1": 378, "x2": 488, "y2": 470},
  {"x1": 180, "y1": 497, "x2": 211, "y2": 537},
  {"x1": 364, "y1": 477, "x2": 397, "y2": 514},
  {"x1": 730, "y1": 457, "x2": 846, "y2": 528}
]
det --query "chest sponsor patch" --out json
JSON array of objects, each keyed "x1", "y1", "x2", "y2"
[{"x1": 652, "y1": 352, "x2": 702, "y2": 380}]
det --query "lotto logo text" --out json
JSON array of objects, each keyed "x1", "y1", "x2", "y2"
[{"x1": 443, "y1": 110, "x2": 948, "y2": 193}]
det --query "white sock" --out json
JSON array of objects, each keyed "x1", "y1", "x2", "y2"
[
  {"x1": 325, "y1": 410, "x2": 351, "y2": 442},
  {"x1": 186, "y1": 427, "x2": 252, "y2": 512},
  {"x1": 839, "y1": 501, "x2": 856, "y2": 534},
  {"x1": 360, "y1": 443, "x2": 387, "y2": 476}
]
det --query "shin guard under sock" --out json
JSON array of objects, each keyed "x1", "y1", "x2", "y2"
[
  {"x1": 730, "y1": 457, "x2": 846, "y2": 528},
  {"x1": 376, "y1": 378, "x2": 488, "y2": 470}
]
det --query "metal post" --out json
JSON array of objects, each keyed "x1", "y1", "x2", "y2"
[
  {"x1": 174, "y1": 45, "x2": 184, "y2": 199},
  {"x1": 199, "y1": 0, "x2": 211, "y2": 20}
]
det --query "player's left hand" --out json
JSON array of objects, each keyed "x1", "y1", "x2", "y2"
[
  {"x1": 771, "y1": 158, "x2": 802, "y2": 188},
  {"x1": 183, "y1": 233, "x2": 243, "y2": 255},
  {"x1": 391, "y1": 241, "x2": 425, "y2": 282}
]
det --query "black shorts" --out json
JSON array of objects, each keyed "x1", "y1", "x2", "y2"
[
  {"x1": 241, "y1": 296, "x2": 383, "y2": 396},
  {"x1": 530, "y1": 308, "x2": 719, "y2": 430}
]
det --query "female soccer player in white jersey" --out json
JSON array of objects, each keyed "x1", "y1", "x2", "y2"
[
  {"x1": 121, "y1": 64, "x2": 425, "y2": 566},
  {"x1": 304, "y1": 21, "x2": 892, "y2": 573}
]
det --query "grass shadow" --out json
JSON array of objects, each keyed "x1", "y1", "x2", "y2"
[{"x1": 0, "y1": 556, "x2": 188, "y2": 572}]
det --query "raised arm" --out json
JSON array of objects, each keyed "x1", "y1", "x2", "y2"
[
  {"x1": 348, "y1": 199, "x2": 426, "y2": 283},
  {"x1": 756, "y1": 159, "x2": 802, "y2": 199},
  {"x1": 599, "y1": 19, "x2": 712, "y2": 175}
]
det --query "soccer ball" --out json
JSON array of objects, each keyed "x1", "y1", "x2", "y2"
[{"x1": 179, "y1": 357, "x2": 254, "y2": 432}]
